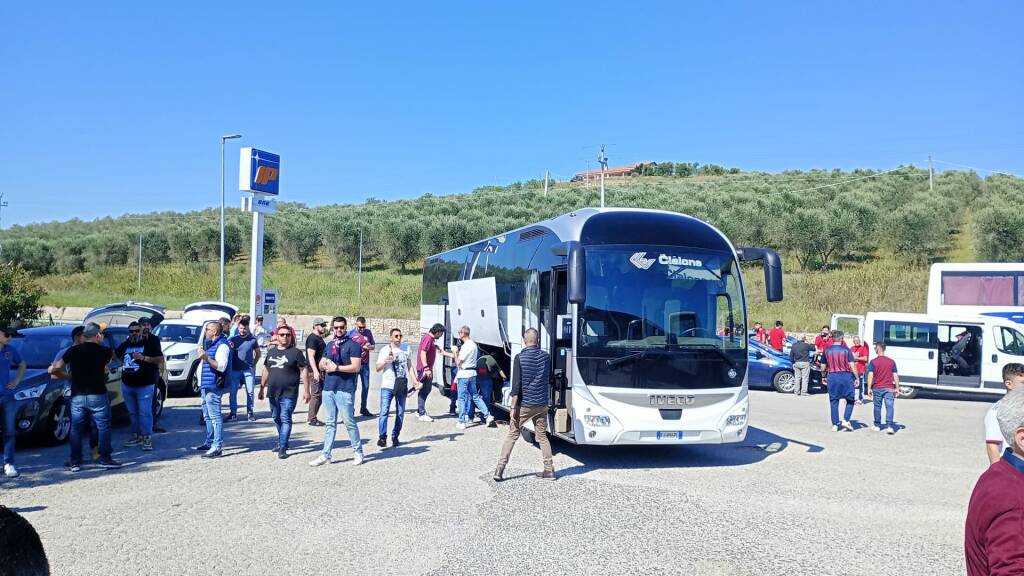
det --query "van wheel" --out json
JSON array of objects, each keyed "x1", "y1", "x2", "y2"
[
  {"x1": 898, "y1": 384, "x2": 918, "y2": 399},
  {"x1": 773, "y1": 370, "x2": 796, "y2": 394}
]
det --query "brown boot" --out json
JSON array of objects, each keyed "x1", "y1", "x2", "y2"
[
  {"x1": 536, "y1": 468, "x2": 556, "y2": 481},
  {"x1": 493, "y1": 466, "x2": 505, "y2": 482}
]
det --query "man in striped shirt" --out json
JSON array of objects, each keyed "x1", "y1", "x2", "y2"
[{"x1": 823, "y1": 330, "x2": 859, "y2": 432}]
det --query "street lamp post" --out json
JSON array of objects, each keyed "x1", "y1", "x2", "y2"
[{"x1": 220, "y1": 134, "x2": 242, "y2": 302}]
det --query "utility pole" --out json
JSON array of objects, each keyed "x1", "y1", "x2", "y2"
[
  {"x1": 598, "y1": 144, "x2": 608, "y2": 208},
  {"x1": 543, "y1": 170, "x2": 549, "y2": 197},
  {"x1": 0, "y1": 193, "x2": 8, "y2": 230},
  {"x1": 928, "y1": 155, "x2": 934, "y2": 193},
  {"x1": 137, "y1": 233, "x2": 143, "y2": 290},
  {"x1": 357, "y1": 229, "x2": 363, "y2": 302}
]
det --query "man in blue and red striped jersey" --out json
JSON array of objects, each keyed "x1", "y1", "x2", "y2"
[{"x1": 823, "y1": 330, "x2": 859, "y2": 431}]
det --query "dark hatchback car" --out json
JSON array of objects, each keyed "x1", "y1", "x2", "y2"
[{"x1": 7, "y1": 325, "x2": 168, "y2": 445}]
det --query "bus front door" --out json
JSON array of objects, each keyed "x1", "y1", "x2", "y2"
[{"x1": 549, "y1": 267, "x2": 574, "y2": 440}]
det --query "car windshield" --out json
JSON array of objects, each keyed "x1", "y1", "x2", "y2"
[
  {"x1": 9, "y1": 334, "x2": 72, "y2": 369},
  {"x1": 579, "y1": 245, "x2": 746, "y2": 353},
  {"x1": 153, "y1": 324, "x2": 201, "y2": 344}
]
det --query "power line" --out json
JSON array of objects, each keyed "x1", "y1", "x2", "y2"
[{"x1": 931, "y1": 159, "x2": 1024, "y2": 179}]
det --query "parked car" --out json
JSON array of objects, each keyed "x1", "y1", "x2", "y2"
[
  {"x1": 156, "y1": 301, "x2": 238, "y2": 396},
  {"x1": 747, "y1": 338, "x2": 822, "y2": 393},
  {"x1": 85, "y1": 301, "x2": 166, "y2": 327},
  {"x1": 7, "y1": 325, "x2": 167, "y2": 445}
]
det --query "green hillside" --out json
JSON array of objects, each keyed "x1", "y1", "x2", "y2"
[{"x1": 6, "y1": 166, "x2": 1024, "y2": 330}]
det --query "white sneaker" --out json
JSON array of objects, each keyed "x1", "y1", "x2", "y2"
[
  {"x1": 418, "y1": 414, "x2": 434, "y2": 422},
  {"x1": 3, "y1": 464, "x2": 18, "y2": 478},
  {"x1": 309, "y1": 454, "x2": 331, "y2": 467},
  {"x1": 841, "y1": 421, "x2": 854, "y2": 431},
  {"x1": 887, "y1": 427, "x2": 896, "y2": 435},
  {"x1": 353, "y1": 452, "x2": 364, "y2": 466},
  {"x1": 485, "y1": 416, "x2": 495, "y2": 427},
  {"x1": 871, "y1": 425, "x2": 882, "y2": 432},
  {"x1": 456, "y1": 422, "x2": 467, "y2": 430},
  {"x1": 831, "y1": 425, "x2": 840, "y2": 432}
]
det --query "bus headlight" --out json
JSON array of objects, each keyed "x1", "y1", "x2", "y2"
[
  {"x1": 584, "y1": 415, "x2": 611, "y2": 427},
  {"x1": 725, "y1": 413, "x2": 747, "y2": 427}
]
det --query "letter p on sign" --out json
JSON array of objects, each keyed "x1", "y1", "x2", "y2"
[{"x1": 255, "y1": 166, "x2": 279, "y2": 185}]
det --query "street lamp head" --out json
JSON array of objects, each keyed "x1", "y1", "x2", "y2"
[{"x1": 222, "y1": 134, "x2": 242, "y2": 141}]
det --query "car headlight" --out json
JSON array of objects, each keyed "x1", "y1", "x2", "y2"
[
  {"x1": 167, "y1": 354, "x2": 189, "y2": 361},
  {"x1": 14, "y1": 384, "x2": 48, "y2": 401},
  {"x1": 584, "y1": 415, "x2": 611, "y2": 427}
]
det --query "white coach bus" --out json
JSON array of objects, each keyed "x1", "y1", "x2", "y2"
[
  {"x1": 927, "y1": 262, "x2": 1024, "y2": 324},
  {"x1": 419, "y1": 208, "x2": 783, "y2": 445}
]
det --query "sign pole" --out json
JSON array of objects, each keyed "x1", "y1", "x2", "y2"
[{"x1": 249, "y1": 210, "x2": 264, "y2": 321}]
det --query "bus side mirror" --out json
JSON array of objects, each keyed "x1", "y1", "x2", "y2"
[
  {"x1": 736, "y1": 247, "x2": 783, "y2": 303},
  {"x1": 567, "y1": 242, "x2": 586, "y2": 304}
]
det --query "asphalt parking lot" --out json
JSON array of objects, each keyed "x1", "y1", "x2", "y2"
[{"x1": 1, "y1": 375, "x2": 991, "y2": 576}]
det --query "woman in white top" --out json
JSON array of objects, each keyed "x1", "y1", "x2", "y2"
[{"x1": 375, "y1": 328, "x2": 414, "y2": 447}]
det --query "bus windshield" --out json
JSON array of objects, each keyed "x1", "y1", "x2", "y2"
[{"x1": 579, "y1": 245, "x2": 746, "y2": 353}]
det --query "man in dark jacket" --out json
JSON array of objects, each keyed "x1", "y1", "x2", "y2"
[{"x1": 493, "y1": 329, "x2": 554, "y2": 481}]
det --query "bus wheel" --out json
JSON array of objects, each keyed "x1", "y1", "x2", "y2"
[{"x1": 898, "y1": 384, "x2": 918, "y2": 399}]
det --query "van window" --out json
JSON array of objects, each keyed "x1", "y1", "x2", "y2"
[
  {"x1": 996, "y1": 327, "x2": 1024, "y2": 356},
  {"x1": 882, "y1": 321, "x2": 936, "y2": 348}
]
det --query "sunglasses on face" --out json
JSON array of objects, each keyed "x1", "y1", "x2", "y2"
[
  {"x1": 129, "y1": 330, "x2": 141, "y2": 334},
  {"x1": 277, "y1": 332, "x2": 291, "y2": 337}
]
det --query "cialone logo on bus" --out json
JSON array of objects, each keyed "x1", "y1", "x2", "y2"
[{"x1": 629, "y1": 252, "x2": 656, "y2": 270}]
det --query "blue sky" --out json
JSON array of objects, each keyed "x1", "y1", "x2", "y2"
[{"x1": 2, "y1": 1, "x2": 1022, "y2": 227}]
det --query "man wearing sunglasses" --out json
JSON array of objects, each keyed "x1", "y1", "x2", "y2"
[
  {"x1": 310, "y1": 317, "x2": 364, "y2": 466},
  {"x1": 304, "y1": 318, "x2": 328, "y2": 426},
  {"x1": 374, "y1": 328, "x2": 413, "y2": 448},
  {"x1": 114, "y1": 321, "x2": 163, "y2": 451},
  {"x1": 259, "y1": 325, "x2": 309, "y2": 459}
]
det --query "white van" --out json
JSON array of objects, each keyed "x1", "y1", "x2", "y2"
[{"x1": 831, "y1": 312, "x2": 1024, "y2": 398}]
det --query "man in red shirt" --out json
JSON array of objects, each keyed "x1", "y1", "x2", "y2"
[
  {"x1": 415, "y1": 323, "x2": 446, "y2": 422},
  {"x1": 850, "y1": 336, "x2": 869, "y2": 404},
  {"x1": 767, "y1": 321, "x2": 786, "y2": 352},
  {"x1": 752, "y1": 322, "x2": 767, "y2": 344},
  {"x1": 965, "y1": 386, "x2": 1024, "y2": 575},
  {"x1": 866, "y1": 342, "x2": 899, "y2": 434}
]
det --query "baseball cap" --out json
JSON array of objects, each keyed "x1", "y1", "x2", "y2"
[
  {"x1": 313, "y1": 317, "x2": 327, "y2": 326},
  {"x1": 82, "y1": 322, "x2": 103, "y2": 338}
]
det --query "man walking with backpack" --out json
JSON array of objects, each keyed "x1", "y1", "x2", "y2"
[
  {"x1": 375, "y1": 328, "x2": 413, "y2": 448},
  {"x1": 494, "y1": 329, "x2": 554, "y2": 481}
]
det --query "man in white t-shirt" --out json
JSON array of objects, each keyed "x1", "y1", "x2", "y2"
[
  {"x1": 375, "y1": 328, "x2": 414, "y2": 448},
  {"x1": 454, "y1": 326, "x2": 493, "y2": 430},
  {"x1": 986, "y1": 363, "x2": 1024, "y2": 464}
]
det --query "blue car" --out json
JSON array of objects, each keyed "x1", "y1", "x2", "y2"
[
  {"x1": 747, "y1": 338, "x2": 822, "y2": 393},
  {"x1": 7, "y1": 325, "x2": 168, "y2": 445}
]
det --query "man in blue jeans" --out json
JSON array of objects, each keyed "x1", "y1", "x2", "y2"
[
  {"x1": 228, "y1": 316, "x2": 261, "y2": 422},
  {"x1": 0, "y1": 327, "x2": 27, "y2": 478},
  {"x1": 114, "y1": 321, "x2": 163, "y2": 451},
  {"x1": 375, "y1": 328, "x2": 413, "y2": 448},
  {"x1": 258, "y1": 324, "x2": 308, "y2": 459},
  {"x1": 866, "y1": 341, "x2": 900, "y2": 434},
  {"x1": 194, "y1": 321, "x2": 231, "y2": 458},
  {"x1": 50, "y1": 323, "x2": 121, "y2": 471},
  {"x1": 349, "y1": 317, "x2": 376, "y2": 417},
  {"x1": 311, "y1": 316, "x2": 364, "y2": 466},
  {"x1": 454, "y1": 326, "x2": 494, "y2": 430},
  {"x1": 822, "y1": 330, "x2": 858, "y2": 432}
]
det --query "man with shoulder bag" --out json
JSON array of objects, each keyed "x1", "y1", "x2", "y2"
[{"x1": 375, "y1": 328, "x2": 414, "y2": 448}]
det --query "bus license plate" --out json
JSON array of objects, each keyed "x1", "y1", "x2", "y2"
[{"x1": 656, "y1": 431, "x2": 682, "y2": 440}]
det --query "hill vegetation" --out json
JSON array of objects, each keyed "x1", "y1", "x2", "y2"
[{"x1": 3, "y1": 166, "x2": 1021, "y2": 329}]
